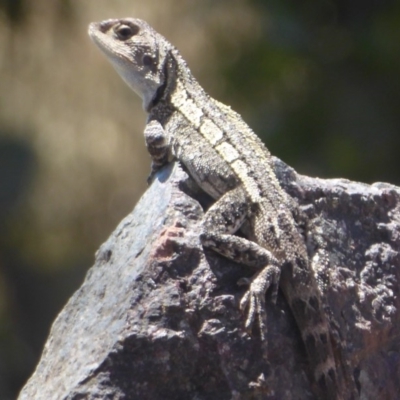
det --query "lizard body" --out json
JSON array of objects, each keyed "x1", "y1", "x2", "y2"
[{"x1": 89, "y1": 18, "x2": 354, "y2": 400}]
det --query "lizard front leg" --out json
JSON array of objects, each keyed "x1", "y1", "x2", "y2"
[
  {"x1": 200, "y1": 186, "x2": 280, "y2": 340},
  {"x1": 144, "y1": 119, "x2": 171, "y2": 182}
]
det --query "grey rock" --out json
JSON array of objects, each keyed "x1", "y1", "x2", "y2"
[{"x1": 19, "y1": 160, "x2": 400, "y2": 399}]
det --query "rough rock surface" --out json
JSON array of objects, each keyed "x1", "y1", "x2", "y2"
[{"x1": 19, "y1": 159, "x2": 400, "y2": 400}]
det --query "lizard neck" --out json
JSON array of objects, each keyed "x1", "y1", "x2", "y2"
[{"x1": 147, "y1": 47, "x2": 207, "y2": 113}]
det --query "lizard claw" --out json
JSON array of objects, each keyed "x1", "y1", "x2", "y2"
[
  {"x1": 146, "y1": 165, "x2": 159, "y2": 185},
  {"x1": 147, "y1": 161, "x2": 168, "y2": 185},
  {"x1": 238, "y1": 265, "x2": 280, "y2": 340}
]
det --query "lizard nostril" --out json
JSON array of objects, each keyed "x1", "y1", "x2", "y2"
[{"x1": 99, "y1": 19, "x2": 118, "y2": 33}]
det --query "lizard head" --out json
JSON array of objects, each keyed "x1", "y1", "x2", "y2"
[{"x1": 88, "y1": 18, "x2": 171, "y2": 110}]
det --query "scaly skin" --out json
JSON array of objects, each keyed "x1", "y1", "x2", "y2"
[{"x1": 89, "y1": 18, "x2": 357, "y2": 399}]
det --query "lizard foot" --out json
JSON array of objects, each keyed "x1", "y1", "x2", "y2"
[{"x1": 238, "y1": 264, "x2": 280, "y2": 340}]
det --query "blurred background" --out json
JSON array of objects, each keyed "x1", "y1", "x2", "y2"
[{"x1": 1, "y1": 0, "x2": 400, "y2": 397}]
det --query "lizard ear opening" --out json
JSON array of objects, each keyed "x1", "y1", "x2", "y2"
[
  {"x1": 114, "y1": 23, "x2": 139, "y2": 41},
  {"x1": 142, "y1": 55, "x2": 158, "y2": 73}
]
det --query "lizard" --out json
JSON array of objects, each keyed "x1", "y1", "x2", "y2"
[{"x1": 88, "y1": 18, "x2": 355, "y2": 400}]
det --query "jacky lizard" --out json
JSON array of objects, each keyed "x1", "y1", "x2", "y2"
[{"x1": 89, "y1": 18, "x2": 355, "y2": 400}]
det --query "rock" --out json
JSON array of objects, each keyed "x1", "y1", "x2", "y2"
[{"x1": 18, "y1": 160, "x2": 400, "y2": 399}]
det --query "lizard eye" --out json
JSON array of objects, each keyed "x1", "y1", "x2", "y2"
[{"x1": 114, "y1": 23, "x2": 139, "y2": 41}]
